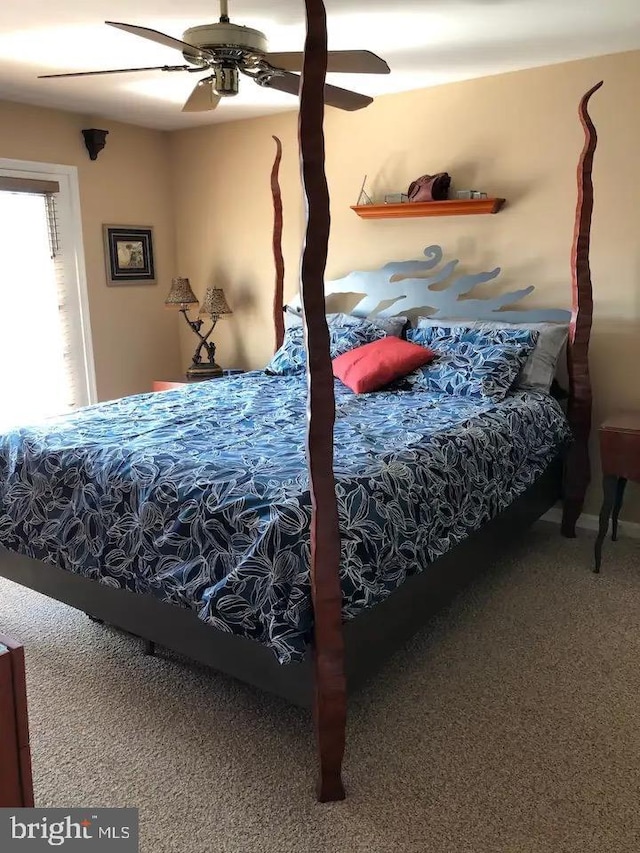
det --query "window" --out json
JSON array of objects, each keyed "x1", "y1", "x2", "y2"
[{"x1": 0, "y1": 161, "x2": 96, "y2": 430}]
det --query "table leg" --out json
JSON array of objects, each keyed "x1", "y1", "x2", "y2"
[
  {"x1": 594, "y1": 474, "x2": 617, "y2": 573},
  {"x1": 611, "y1": 477, "x2": 627, "y2": 542}
]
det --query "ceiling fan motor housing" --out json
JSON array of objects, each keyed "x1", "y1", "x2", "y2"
[{"x1": 182, "y1": 23, "x2": 268, "y2": 62}]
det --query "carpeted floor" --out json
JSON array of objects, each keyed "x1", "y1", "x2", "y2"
[{"x1": 1, "y1": 523, "x2": 640, "y2": 853}]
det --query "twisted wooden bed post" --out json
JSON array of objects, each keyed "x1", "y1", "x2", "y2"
[
  {"x1": 562, "y1": 81, "x2": 603, "y2": 537},
  {"x1": 271, "y1": 135, "x2": 285, "y2": 352},
  {"x1": 299, "y1": 0, "x2": 347, "y2": 802}
]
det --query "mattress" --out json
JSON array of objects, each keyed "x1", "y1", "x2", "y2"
[{"x1": 0, "y1": 372, "x2": 570, "y2": 662}]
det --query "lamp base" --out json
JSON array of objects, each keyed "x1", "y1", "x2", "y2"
[{"x1": 186, "y1": 362, "x2": 223, "y2": 380}]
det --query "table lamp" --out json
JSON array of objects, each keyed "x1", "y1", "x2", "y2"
[{"x1": 165, "y1": 277, "x2": 232, "y2": 379}]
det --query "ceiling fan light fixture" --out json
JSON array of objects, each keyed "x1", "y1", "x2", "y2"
[{"x1": 213, "y1": 64, "x2": 240, "y2": 96}]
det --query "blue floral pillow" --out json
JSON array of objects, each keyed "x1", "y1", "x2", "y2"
[
  {"x1": 266, "y1": 322, "x2": 387, "y2": 375},
  {"x1": 405, "y1": 325, "x2": 539, "y2": 401}
]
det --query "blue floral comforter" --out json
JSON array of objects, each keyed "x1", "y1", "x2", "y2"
[{"x1": 0, "y1": 373, "x2": 570, "y2": 663}]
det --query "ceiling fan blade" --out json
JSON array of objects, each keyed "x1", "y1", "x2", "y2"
[
  {"x1": 182, "y1": 79, "x2": 222, "y2": 112},
  {"x1": 264, "y1": 50, "x2": 390, "y2": 75},
  {"x1": 105, "y1": 21, "x2": 210, "y2": 61},
  {"x1": 263, "y1": 72, "x2": 373, "y2": 112},
  {"x1": 38, "y1": 65, "x2": 191, "y2": 79}
]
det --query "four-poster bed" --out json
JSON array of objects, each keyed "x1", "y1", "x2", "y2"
[{"x1": 0, "y1": 0, "x2": 601, "y2": 804}]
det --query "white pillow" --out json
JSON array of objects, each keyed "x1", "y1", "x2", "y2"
[
  {"x1": 285, "y1": 307, "x2": 407, "y2": 338},
  {"x1": 415, "y1": 317, "x2": 569, "y2": 393}
]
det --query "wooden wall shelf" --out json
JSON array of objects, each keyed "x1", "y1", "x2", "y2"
[{"x1": 351, "y1": 198, "x2": 506, "y2": 219}]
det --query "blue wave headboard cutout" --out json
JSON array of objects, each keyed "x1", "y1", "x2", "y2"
[{"x1": 317, "y1": 245, "x2": 571, "y2": 324}]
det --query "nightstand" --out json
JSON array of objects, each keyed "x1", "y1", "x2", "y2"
[
  {"x1": 153, "y1": 370, "x2": 244, "y2": 392},
  {"x1": 594, "y1": 412, "x2": 640, "y2": 572}
]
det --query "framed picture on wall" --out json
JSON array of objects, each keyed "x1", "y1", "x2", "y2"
[{"x1": 103, "y1": 225, "x2": 156, "y2": 286}]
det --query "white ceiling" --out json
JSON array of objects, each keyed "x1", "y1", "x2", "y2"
[{"x1": 1, "y1": 0, "x2": 639, "y2": 130}]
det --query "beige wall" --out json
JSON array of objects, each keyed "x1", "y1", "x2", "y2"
[
  {"x1": 169, "y1": 49, "x2": 640, "y2": 522},
  {"x1": 0, "y1": 100, "x2": 182, "y2": 401}
]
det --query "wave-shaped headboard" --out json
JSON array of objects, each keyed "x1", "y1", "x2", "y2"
[{"x1": 317, "y1": 244, "x2": 571, "y2": 324}]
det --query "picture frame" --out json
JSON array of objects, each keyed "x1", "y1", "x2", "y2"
[{"x1": 103, "y1": 225, "x2": 156, "y2": 286}]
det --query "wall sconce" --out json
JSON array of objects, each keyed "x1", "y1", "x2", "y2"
[{"x1": 82, "y1": 128, "x2": 109, "y2": 161}]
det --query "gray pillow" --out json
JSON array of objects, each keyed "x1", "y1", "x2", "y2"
[
  {"x1": 285, "y1": 306, "x2": 407, "y2": 338},
  {"x1": 415, "y1": 317, "x2": 569, "y2": 392}
]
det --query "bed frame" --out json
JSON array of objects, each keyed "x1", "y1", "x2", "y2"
[
  {"x1": 0, "y1": 0, "x2": 602, "y2": 804},
  {"x1": 0, "y1": 457, "x2": 562, "y2": 709}
]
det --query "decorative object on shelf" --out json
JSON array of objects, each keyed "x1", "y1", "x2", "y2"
[
  {"x1": 453, "y1": 189, "x2": 488, "y2": 200},
  {"x1": 351, "y1": 198, "x2": 505, "y2": 218},
  {"x1": 356, "y1": 174, "x2": 373, "y2": 206},
  {"x1": 165, "y1": 278, "x2": 232, "y2": 379},
  {"x1": 384, "y1": 193, "x2": 409, "y2": 204},
  {"x1": 454, "y1": 189, "x2": 472, "y2": 199},
  {"x1": 561, "y1": 80, "x2": 603, "y2": 538},
  {"x1": 407, "y1": 172, "x2": 451, "y2": 202},
  {"x1": 271, "y1": 135, "x2": 285, "y2": 352},
  {"x1": 103, "y1": 225, "x2": 155, "y2": 286},
  {"x1": 82, "y1": 128, "x2": 109, "y2": 161}
]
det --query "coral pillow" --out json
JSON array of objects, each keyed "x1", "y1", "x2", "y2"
[{"x1": 333, "y1": 336, "x2": 435, "y2": 394}]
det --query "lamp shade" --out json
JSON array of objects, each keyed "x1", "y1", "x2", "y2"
[
  {"x1": 165, "y1": 277, "x2": 198, "y2": 308},
  {"x1": 198, "y1": 287, "x2": 232, "y2": 317}
]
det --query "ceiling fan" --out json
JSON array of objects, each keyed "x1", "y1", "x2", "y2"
[{"x1": 38, "y1": 0, "x2": 390, "y2": 113}]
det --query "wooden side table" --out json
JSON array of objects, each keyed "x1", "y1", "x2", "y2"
[
  {"x1": 594, "y1": 412, "x2": 640, "y2": 572},
  {"x1": 153, "y1": 370, "x2": 244, "y2": 392}
]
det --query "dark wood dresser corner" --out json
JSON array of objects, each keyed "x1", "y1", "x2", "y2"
[{"x1": 0, "y1": 636, "x2": 34, "y2": 807}]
